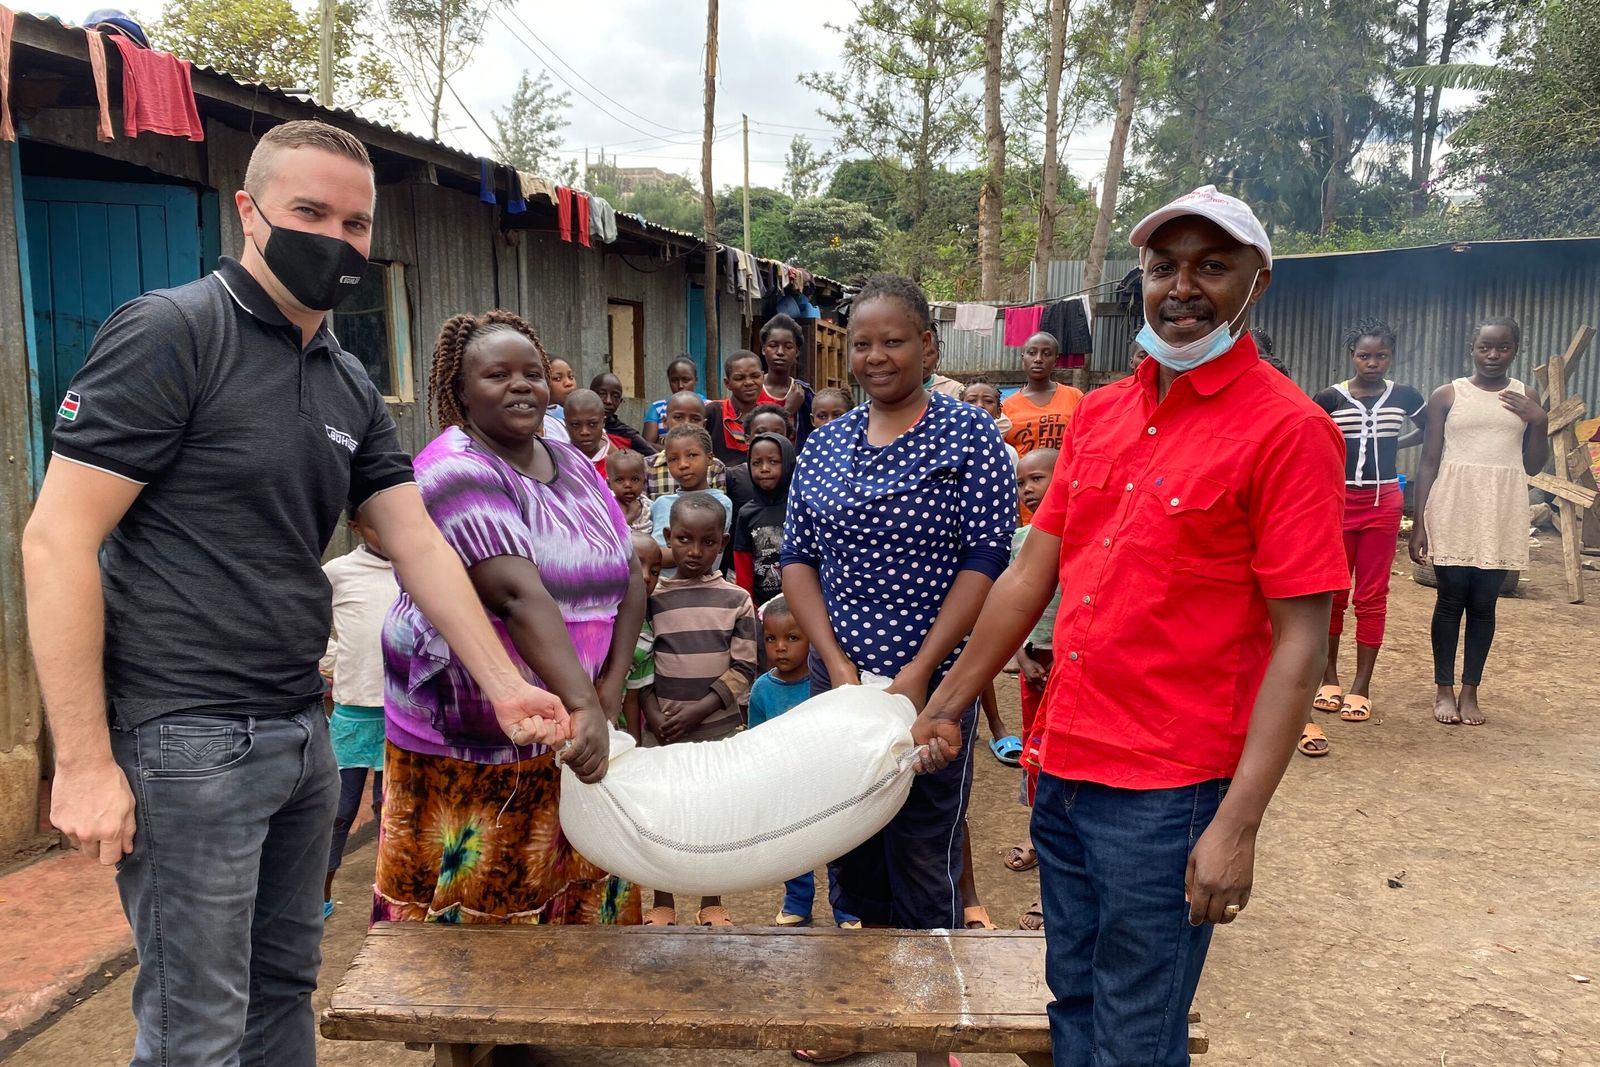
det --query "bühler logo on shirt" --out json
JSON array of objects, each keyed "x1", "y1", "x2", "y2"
[{"x1": 325, "y1": 425, "x2": 357, "y2": 453}]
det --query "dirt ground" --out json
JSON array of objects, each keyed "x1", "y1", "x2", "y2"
[{"x1": 6, "y1": 543, "x2": 1598, "y2": 1066}]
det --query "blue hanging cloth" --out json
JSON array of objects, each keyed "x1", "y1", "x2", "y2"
[{"x1": 478, "y1": 158, "x2": 497, "y2": 205}]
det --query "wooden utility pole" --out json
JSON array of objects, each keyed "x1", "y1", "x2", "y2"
[
  {"x1": 978, "y1": 0, "x2": 1005, "y2": 301},
  {"x1": 1031, "y1": 0, "x2": 1067, "y2": 302},
  {"x1": 318, "y1": 0, "x2": 335, "y2": 107},
  {"x1": 742, "y1": 113, "x2": 752, "y2": 252},
  {"x1": 701, "y1": 0, "x2": 720, "y2": 376}
]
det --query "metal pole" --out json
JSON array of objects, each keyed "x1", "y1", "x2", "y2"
[
  {"x1": 742, "y1": 113, "x2": 752, "y2": 252},
  {"x1": 701, "y1": 0, "x2": 720, "y2": 373}
]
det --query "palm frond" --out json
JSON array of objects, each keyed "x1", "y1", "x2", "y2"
[{"x1": 1394, "y1": 62, "x2": 1506, "y2": 92}]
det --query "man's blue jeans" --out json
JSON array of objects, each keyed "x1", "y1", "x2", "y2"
[
  {"x1": 1031, "y1": 774, "x2": 1229, "y2": 1067},
  {"x1": 111, "y1": 704, "x2": 338, "y2": 1067}
]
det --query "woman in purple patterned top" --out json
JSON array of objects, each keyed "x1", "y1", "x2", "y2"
[{"x1": 374, "y1": 310, "x2": 646, "y2": 925}]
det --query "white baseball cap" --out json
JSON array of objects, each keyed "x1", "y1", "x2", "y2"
[{"x1": 1129, "y1": 185, "x2": 1273, "y2": 268}]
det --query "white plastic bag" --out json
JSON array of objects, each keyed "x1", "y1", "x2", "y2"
[{"x1": 558, "y1": 681, "x2": 918, "y2": 895}]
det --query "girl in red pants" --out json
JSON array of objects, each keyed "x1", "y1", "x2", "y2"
[{"x1": 1307, "y1": 320, "x2": 1429, "y2": 750}]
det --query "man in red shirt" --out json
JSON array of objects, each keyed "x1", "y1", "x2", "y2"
[{"x1": 913, "y1": 186, "x2": 1346, "y2": 1065}]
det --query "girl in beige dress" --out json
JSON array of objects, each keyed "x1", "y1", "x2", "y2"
[{"x1": 1410, "y1": 318, "x2": 1549, "y2": 726}]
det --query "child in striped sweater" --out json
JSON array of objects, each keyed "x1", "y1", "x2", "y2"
[{"x1": 640, "y1": 492, "x2": 758, "y2": 928}]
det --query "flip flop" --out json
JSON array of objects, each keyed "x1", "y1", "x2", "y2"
[
  {"x1": 1312, "y1": 685, "x2": 1344, "y2": 712},
  {"x1": 697, "y1": 906, "x2": 734, "y2": 927},
  {"x1": 1340, "y1": 695, "x2": 1372, "y2": 722},
  {"x1": 1298, "y1": 722, "x2": 1330, "y2": 757},
  {"x1": 774, "y1": 911, "x2": 810, "y2": 927},
  {"x1": 1004, "y1": 844, "x2": 1038, "y2": 872},
  {"x1": 643, "y1": 906, "x2": 676, "y2": 926},
  {"x1": 989, "y1": 735, "x2": 1023, "y2": 766},
  {"x1": 963, "y1": 906, "x2": 997, "y2": 930}
]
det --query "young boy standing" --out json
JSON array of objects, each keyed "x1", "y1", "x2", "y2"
[
  {"x1": 319, "y1": 506, "x2": 398, "y2": 918},
  {"x1": 651, "y1": 426, "x2": 733, "y2": 576},
  {"x1": 563, "y1": 388, "x2": 612, "y2": 475},
  {"x1": 648, "y1": 391, "x2": 730, "y2": 497},
  {"x1": 643, "y1": 493, "x2": 757, "y2": 928},
  {"x1": 748, "y1": 596, "x2": 859, "y2": 930}
]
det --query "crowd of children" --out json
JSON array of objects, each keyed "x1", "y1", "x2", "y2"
[{"x1": 317, "y1": 270, "x2": 1540, "y2": 941}]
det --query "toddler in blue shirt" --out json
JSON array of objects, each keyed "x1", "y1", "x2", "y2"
[{"x1": 748, "y1": 596, "x2": 859, "y2": 928}]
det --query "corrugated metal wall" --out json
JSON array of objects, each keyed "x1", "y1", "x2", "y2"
[
  {"x1": 1254, "y1": 240, "x2": 1600, "y2": 407},
  {"x1": 941, "y1": 243, "x2": 1600, "y2": 407},
  {"x1": 1042, "y1": 258, "x2": 1141, "y2": 302}
]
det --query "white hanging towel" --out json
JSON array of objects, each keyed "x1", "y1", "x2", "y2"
[{"x1": 953, "y1": 302, "x2": 996, "y2": 333}]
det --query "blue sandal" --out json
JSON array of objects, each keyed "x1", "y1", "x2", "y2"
[{"x1": 989, "y1": 735, "x2": 1023, "y2": 767}]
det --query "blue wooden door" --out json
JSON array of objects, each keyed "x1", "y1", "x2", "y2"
[
  {"x1": 686, "y1": 282, "x2": 708, "y2": 389},
  {"x1": 22, "y1": 178, "x2": 206, "y2": 454}
]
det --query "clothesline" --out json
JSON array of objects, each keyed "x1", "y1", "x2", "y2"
[{"x1": 930, "y1": 276, "x2": 1128, "y2": 315}]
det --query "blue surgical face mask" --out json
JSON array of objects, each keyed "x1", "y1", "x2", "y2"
[{"x1": 1135, "y1": 269, "x2": 1261, "y2": 372}]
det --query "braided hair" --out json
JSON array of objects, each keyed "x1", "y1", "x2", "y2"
[
  {"x1": 854, "y1": 273, "x2": 931, "y2": 333},
  {"x1": 428, "y1": 309, "x2": 549, "y2": 430},
  {"x1": 1344, "y1": 318, "x2": 1397, "y2": 353}
]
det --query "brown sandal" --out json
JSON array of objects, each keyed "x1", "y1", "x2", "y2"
[
  {"x1": 1298, "y1": 722, "x2": 1330, "y2": 757},
  {"x1": 1004, "y1": 844, "x2": 1038, "y2": 872},
  {"x1": 1340, "y1": 695, "x2": 1372, "y2": 722},
  {"x1": 1312, "y1": 685, "x2": 1344, "y2": 712},
  {"x1": 643, "y1": 906, "x2": 676, "y2": 925},
  {"x1": 963, "y1": 906, "x2": 997, "y2": 930},
  {"x1": 696, "y1": 905, "x2": 734, "y2": 927},
  {"x1": 1019, "y1": 901, "x2": 1044, "y2": 931}
]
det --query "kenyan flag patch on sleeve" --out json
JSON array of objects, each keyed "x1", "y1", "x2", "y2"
[{"x1": 58, "y1": 391, "x2": 81, "y2": 421}]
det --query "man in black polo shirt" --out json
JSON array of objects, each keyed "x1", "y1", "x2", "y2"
[{"x1": 22, "y1": 121, "x2": 571, "y2": 1066}]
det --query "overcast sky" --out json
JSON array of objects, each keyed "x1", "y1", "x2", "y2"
[
  {"x1": 442, "y1": 0, "x2": 1115, "y2": 194},
  {"x1": 82, "y1": 1, "x2": 1480, "y2": 199}
]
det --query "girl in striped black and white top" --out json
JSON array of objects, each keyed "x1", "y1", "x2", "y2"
[{"x1": 1309, "y1": 320, "x2": 1429, "y2": 733}]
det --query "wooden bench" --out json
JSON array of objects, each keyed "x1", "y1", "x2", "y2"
[{"x1": 321, "y1": 923, "x2": 1207, "y2": 1065}]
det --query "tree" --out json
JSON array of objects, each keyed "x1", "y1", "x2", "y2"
[
  {"x1": 977, "y1": 0, "x2": 1007, "y2": 300},
  {"x1": 1083, "y1": 0, "x2": 1152, "y2": 293},
  {"x1": 716, "y1": 187, "x2": 796, "y2": 258},
  {"x1": 383, "y1": 0, "x2": 493, "y2": 139},
  {"x1": 153, "y1": 0, "x2": 401, "y2": 117},
  {"x1": 492, "y1": 71, "x2": 571, "y2": 174},
  {"x1": 1031, "y1": 0, "x2": 1068, "y2": 300},
  {"x1": 782, "y1": 136, "x2": 832, "y2": 202},
  {"x1": 787, "y1": 198, "x2": 889, "y2": 283},
  {"x1": 1400, "y1": 0, "x2": 1502, "y2": 213},
  {"x1": 1442, "y1": 0, "x2": 1600, "y2": 237},
  {"x1": 801, "y1": 0, "x2": 985, "y2": 280}
]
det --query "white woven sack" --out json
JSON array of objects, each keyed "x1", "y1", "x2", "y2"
[{"x1": 558, "y1": 681, "x2": 918, "y2": 895}]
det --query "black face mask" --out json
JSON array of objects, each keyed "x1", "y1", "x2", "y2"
[{"x1": 248, "y1": 197, "x2": 369, "y2": 311}]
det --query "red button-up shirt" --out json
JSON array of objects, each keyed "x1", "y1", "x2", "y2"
[{"x1": 1028, "y1": 335, "x2": 1347, "y2": 788}]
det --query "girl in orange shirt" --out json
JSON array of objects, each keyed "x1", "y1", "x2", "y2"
[{"x1": 1003, "y1": 331, "x2": 1084, "y2": 457}]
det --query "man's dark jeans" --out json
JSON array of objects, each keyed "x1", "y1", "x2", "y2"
[
  {"x1": 1032, "y1": 774, "x2": 1229, "y2": 1066},
  {"x1": 112, "y1": 703, "x2": 338, "y2": 1067}
]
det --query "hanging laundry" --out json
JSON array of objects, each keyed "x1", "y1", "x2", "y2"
[
  {"x1": 108, "y1": 35, "x2": 203, "y2": 141},
  {"x1": 503, "y1": 165, "x2": 525, "y2": 213},
  {"x1": 588, "y1": 194, "x2": 617, "y2": 243},
  {"x1": 556, "y1": 186, "x2": 575, "y2": 242},
  {"x1": 953, "y1": 303, "x2": 994, "y2": 333},
  {"x1": 1002, "y1": 304, "x2": 1044, "y2": 347},
  {"x1": 0, "y1": 7, "x2": 16, "y2": 142},
  {"x1": 1040, "y1": 296, "x2": 1092, "y2": 354},
  {"x1": 574, "y1": 191, "x2": 591, "y2": 247},
  {"x1": 518, "y1": 171, "x2": 557, "y2": 204},
  {"x1": 478, "y1": 158, "x2": 497, "y2": 205},
  {"x1": 82, "y1": 29, "x2": 114, "y2": 142}
]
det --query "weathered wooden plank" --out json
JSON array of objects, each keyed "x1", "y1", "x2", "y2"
[
  {"x1": 1544, "y1": 349, "x2": 1585, "y2": 602},
  {"x1": 323, "y1": 925, "x2": 1053, "y2": 1054},
  {"x1": 1547, "y1": 395, "x2": 1587, "y2": 436},
  {"x1": 1530, "y1": 473, "x2": 1600, "y2": 509}
]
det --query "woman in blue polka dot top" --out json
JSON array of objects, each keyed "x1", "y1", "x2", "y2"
[{"x1": 780, "y1": 273, "x2": 1017, "y2": 929}]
